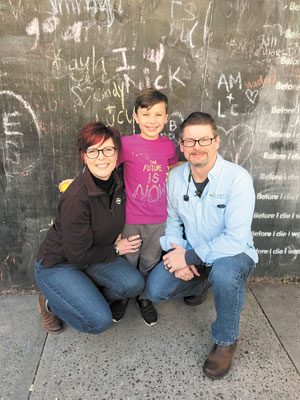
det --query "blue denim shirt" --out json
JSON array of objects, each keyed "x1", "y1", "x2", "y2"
[{"x1": 160, "y1": 155, "x2": 258, "y2": 264}]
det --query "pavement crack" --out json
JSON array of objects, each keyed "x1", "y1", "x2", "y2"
[{"x1": 27, "y1": 332, "x2": 49, "y2": 400}]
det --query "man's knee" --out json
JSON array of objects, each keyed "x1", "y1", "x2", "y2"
[
  {"x1": 209, "y1": 258, "x2": 239, "y2": 289},
  {"x1": 145, "y1": 283, "x2": 161, "y2": 302},
  {"x1": 145, "y1": 260, "x2": 179, "y2": 302},
  {"x1": 209, "y1": 254, "x2": 254, "y2": 290}
]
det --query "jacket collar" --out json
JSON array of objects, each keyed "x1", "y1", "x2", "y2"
[{"x1": 82, "y1": 166, "x2": 123, "y2": 197}]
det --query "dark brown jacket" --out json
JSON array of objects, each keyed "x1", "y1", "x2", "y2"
[{"x1": 37, "y1": 167, "x2": 125, "y2": 268}]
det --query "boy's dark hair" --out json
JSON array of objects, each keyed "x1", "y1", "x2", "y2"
[
  {"x1": 180, "y1": 112, "x2": 218, "y2": 138},
  {"x1": 134, "y1": 88, "x2": 168, "y2": 113}
]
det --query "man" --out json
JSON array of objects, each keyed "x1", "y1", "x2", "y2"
[{"x1": 146, "y1": 112, "x2": 258, "y2": 379}]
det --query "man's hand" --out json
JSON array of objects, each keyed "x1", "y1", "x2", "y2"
[
  {"x1": 163, "y1": 243, "x2": 200, "y2": 277},
  {"x1": 163, "y1": 243, "x2": 187, "y2": 272}
]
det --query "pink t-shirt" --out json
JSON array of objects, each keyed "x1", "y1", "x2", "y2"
[{"x1": 118, "y1": 134, "x2": 178, "y2": 224}]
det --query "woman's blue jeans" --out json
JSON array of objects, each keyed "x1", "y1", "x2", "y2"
[
  {"x1": 35, "y1": 257, "x2": 144, "y2": 334},
  {"x1": 146, "y1": 253, "x2": 255, "y2": 346}
]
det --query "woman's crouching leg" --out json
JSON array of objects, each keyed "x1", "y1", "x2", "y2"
[{"x1": 35, "y1": 260, "x2": 113, "y2": 334}]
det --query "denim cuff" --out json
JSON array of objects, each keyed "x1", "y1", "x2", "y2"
[{"x1": 185, "y1": 249, "x2": 202, "y2": 266}]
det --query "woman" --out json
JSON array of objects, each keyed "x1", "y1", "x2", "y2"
[{"x1": 35, "y1": 122, "x2": 144, "y2": 334}]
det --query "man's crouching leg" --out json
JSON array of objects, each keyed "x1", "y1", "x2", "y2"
[{"x1": 203, "y1": 253, "x2": 255, "y2": 379}]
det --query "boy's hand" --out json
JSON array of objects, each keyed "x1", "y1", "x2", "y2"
[{"x1": 59, "y1": 179, "x2": 74, "y2": 192}]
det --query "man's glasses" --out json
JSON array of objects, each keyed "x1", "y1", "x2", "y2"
[
  {"x1": 181, "y1": 137, "x2": 217, "y2": 147},
  {"x1": 85, "y1": 147, "x2": 116, "y2": 159}
]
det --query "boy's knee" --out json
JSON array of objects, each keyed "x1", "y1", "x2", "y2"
[{"x1": 127, "y1": 273, "x2": 145, "y2": 297}]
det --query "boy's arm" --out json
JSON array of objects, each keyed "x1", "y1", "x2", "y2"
[{"x1": 168, "y1": 140, "x2": 178, "y2": 167}]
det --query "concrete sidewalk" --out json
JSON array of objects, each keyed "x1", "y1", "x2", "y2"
[{"x1": 0, "y1": 285, "x2": 299, "y2": 400}]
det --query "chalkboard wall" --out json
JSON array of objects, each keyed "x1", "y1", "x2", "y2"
[{"x1": 0, "y1": 0, "x2": 299, "y2": 289}]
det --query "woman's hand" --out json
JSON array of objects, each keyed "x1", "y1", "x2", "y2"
[{"x1": 115, "y1": 234, "x2": 142, "y2": 256}]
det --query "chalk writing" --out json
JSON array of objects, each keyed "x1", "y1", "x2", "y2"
[
  {"x1": 290, "y1": 2, "x2": 300, "y2": 11},
  {"x1": 218, "y1": 124, "x2": 255, "y2": 165},
  {"x1": 3, "y1": 112, "x2": 23, "y2": 136},
  {"x1": 217, "y1": 72, "x2": 259, "y2": 118},
  {"x1": 260, "y1": 172, "x2": 299, "y2": 181},
  {"x1": 244, "y1": 71, "x2": 277, "y2": 89},
  {"x1": 115, "y1": 45, "x2": 186, "y2": 93},
  {"x1": 0, "y1": 91, "x2": 41, "y2": 138},
  {"x1": 257, "y1": 193, "x2": 299, "y2": 200},
  {"x1": 276, "y1": 82, "x2": 300, "y2": 90},
  {"x1": 25, "y1": 1, "x2": 116, "y2": 48},
  {"x1": 170, "y1": 0, "x2": 206, "y2": 48},
  {"x1": 0, "y1": 91, "x2": 41, "y2": 180}
]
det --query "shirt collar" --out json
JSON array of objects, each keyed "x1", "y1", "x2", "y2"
[
  {"x1": 183, "y1": 154, "x2": 224, "y2": 182},
  {"x1": 207, "y1": 154, "x2": 223, "y2": 180}
]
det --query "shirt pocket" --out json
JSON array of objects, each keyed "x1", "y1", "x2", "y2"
[{"x1": 207, "y1": 193, "x2": 228, "y2": 226}]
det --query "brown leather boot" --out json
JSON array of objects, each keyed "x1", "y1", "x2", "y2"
[
  {"x1": 37, "y1": 293, "x2": 63, "y2": 334},
  {"x1": 203, "y1": 341, "x2": 237, "y2": 379}
]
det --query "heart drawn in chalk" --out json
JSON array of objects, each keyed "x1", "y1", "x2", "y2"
[
  {"x1": 217, "y1": 124, "x2": 255, "y2": 166},
  {"x1": 71, "y1": 86, "x2": 93, "y2": 107},
  {"x1": 245, "y1": 89, "x2": 259, "y2": 104}
]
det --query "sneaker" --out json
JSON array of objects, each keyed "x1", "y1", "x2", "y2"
[
  {"x1": 184, "y1": 280, "x2": 211, "y2": 306},
  {"x1": 110, "y1": 298, "x2": 129, "y2": 322},
  {"x1": 136, "y1": 297, "x2": 157, "y2": 326}
]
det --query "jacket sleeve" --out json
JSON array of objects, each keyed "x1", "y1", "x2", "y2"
[{"x1": 60, "y1": 195, "x2": 116, "y2": 266}]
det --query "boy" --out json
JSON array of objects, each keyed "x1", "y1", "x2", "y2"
[{"x1": 113, "y1": 88, "x2": 178, "y2": 326}]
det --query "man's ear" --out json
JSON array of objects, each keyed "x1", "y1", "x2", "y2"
[{"x1": 179, "y1": 138, "x2": 184, "y2": 153}]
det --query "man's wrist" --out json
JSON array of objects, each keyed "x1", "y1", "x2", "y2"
[{"x1": 185, "y1": 249, "x2": 202, "y2": 266}]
